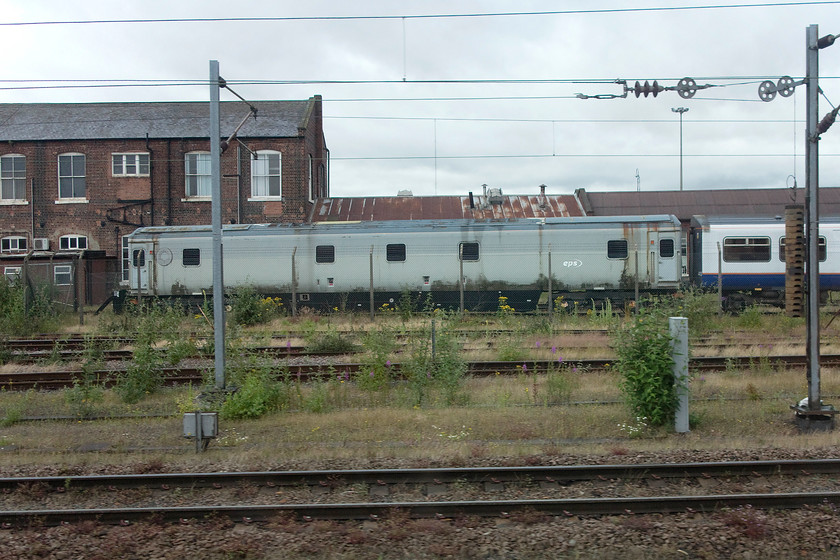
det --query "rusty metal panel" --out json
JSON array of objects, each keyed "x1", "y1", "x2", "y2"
[
  {"x1": 311, "y1": 194, "x2": 583, "y2": 222},
  {"x1": 582, "y1": 187, "x2": 840, "y2": 221}
]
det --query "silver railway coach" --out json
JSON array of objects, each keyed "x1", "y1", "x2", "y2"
[{"x1": 126, "y1": 216, "x2": 683, "y2": 312}]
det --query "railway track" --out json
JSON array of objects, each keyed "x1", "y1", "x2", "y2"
[
  {"x1": 2, "y1": 460, "x2": 840, "y2": 526},
  {"x1": 0, "y1": 354, "x2": 837, "y2": 391}
]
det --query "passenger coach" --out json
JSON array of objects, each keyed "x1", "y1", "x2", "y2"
[
  {"x1": 689, "y1": 215, "x2": 840, "y2": 308},
  {"x1": 126, "y1": 216, "x2": 683, "y2": 312}
]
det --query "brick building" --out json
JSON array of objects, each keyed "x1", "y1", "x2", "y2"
[{"x1": 0, "y1": 96, "x2": 327, "y2": 304}]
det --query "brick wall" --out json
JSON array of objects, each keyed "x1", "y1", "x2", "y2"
[{"x1": 0, "y1": 96, "x2": 326, "y2": 261}]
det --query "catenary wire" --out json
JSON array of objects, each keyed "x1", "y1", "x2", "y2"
[{"x1": 1, "y1": 2, "x2": 837, "y2": 26}]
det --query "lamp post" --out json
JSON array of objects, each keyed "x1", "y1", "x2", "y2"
[{"x1": 671, "y1": 107, "x2": 689, "y2": 191}]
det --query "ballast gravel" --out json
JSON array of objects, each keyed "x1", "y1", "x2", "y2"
[{"x1": 3, "y1": 447, "x2": 840, "y2": 558}]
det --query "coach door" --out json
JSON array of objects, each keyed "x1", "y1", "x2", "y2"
[
  {"x1": 131, "y1": 244, "x2": 151, "y2": 294},
  {"x1": 656, "y1": 235, "x2": 680, "y2": 284}
]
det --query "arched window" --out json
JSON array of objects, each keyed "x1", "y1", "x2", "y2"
[
  {"x1": 1, "y1": 236, "x2": 27, "y2": 253},
  {"x1": 59, "y1": 235, "x2": 87, "y2": 251}
]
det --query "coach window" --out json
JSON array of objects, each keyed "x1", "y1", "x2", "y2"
[
  {"x1": 459, "y1": 242, "x2": 479, "y2": 261},
  {"x1": 1, "y1": 236, "x2": 27, "y2": 253},
  {"x1": 183, "y1": 248, "x2": 201, "y2": 266},
  {"x1": 315, "y1": 245, "x2": 335, "y2": 264},
  {"x1": 779, "y1": 236, "x2": 826, "y2": 262},
  {"x1": 1, "y1": 154, "x2": 26, "y2": 202},
  {"x1": 54, "y1": 265, "x2": 72, "y2": 286},
  {"x1": 185, "y1": 152, "x2": 211, "y2": 198},
  {"x1": 607, "y1": 239, "x2": 628, "y2": 259},
  {"x1": 659, "y1": 238, "x2": 675, "y2": 258},
  {"x1": 59, "y1": 235, "x2": 87, "y2": 251},
  {"x1": 132, "y1": 249, "x2": 146, "y2": 267},
  {"x1": 58, "y1": 153, "x2": 86, "y2": 200},
  {"x1": 386, "y1": 243, "x2": 406, "y2": 262},
  {"x1": 723, "y1": 237, "x2": 771, "y2": 262},
  {"x1": 250, "y1": 150, "x2": 281, "y2": 199}
]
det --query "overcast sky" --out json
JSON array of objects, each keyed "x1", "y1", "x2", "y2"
[{"x1": 2, "y1": 1, "x2": 839, "y2": 198}]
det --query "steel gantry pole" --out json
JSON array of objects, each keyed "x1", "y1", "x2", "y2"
[
  {"x1": 671, "y1": 107, "x2": 689, "y2": 191},
  {"x1": 805, "y1": 25, "x2": 821, "y2": 411},
  {"x1": 210, "y1": 60, "x2": 226, "y2": 390}
]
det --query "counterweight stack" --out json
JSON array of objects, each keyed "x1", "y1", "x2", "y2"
[{"x1": 785, "y1": 205, "x2": 805, "y2": 317}]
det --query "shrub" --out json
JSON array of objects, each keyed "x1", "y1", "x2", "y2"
[
  {"x1": 615, "y1": 311, "x2": 680, "y2": 427},
  {"x1": 221, "y1": 371, "x2": 283, "y2": 419},
  {"x1": 115, "y1": 344, "x2": 163, "y2": 404},
  {"x1": 306, "y1": 331, "x2": 358, "y2": 354},
  {"x1": 228, "y1": 286, "x2": 283, "y2": 326},
  {"x1": 358, "y1": 326, "x2": 397, "y2": 392},
  {"x1": 544, "y1": 364, "x2": 576, "y2": 405},
  {"x1": 65, "y1": 337, "x2": 105, "y2": 417},
  {"x1": 0, "y1": 275, "x2": 60, "y2": 336}
]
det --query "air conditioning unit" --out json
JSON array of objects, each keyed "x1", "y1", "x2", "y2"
[{"x1": 33, "y1": 238, "x2": 50, "y2": 251}]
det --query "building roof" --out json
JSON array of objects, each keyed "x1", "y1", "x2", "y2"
[
  {"x1": 0, "y1": 98, "x2": 319, "y2": 141},
  {"x1": 310, "y1": 193, "x2": 584, "y2": 222},
  {"x1": 575, "y1": 187, "x2": 840, "y2": 220}
]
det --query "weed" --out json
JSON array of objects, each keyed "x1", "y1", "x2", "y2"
[
  {"x1": 738, "y1": 305, "x2": 764, "y2": 329},
  {"x1": 615, "y1": 309, "x2": 680, "y2": 427},
  {"x1": 303, "y1": 381, "x2": 331, "y2": 413},
  {"x1": 221, "y1": 371, "x2": 283, "y2": 419},
  {"x1": 229, "y1": 285, "x2": 284, "y2": 326},
  {"x1": 543, "y1": 361, "x2": 577, "y2": 405},
  {"x1": 65, "y1": 336, "x2": 105, "y2": 417},
  {"x1": 115, "y1": 343, "x2": 163, "y2": 404},
  {"x1": 398, "y1": 288, "x2": 416, "y2": 321},
  {"x1": 0, "y1": 274, "x2": 62, "y2": 336},
  {"x1": 305, "y1": 331, "x2": 358, "y2": 354},
  {"x1": 358, "y1": 325, "x2": 397, "y2": 393}
]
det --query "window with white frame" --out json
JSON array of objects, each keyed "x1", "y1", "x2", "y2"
[
  {"x1": 4, "y1": 267, "x2": 21, "y2": 283},
  {"x1": 58, "y1": 153, "x2": 86, "y2": 199},
  {"x1": 250, "y1": 150, "x2": 281, "y2": 198},
  {"x1": 1, "y1": 236, "x2": 27, "y2": 253},
  {"x1": 59, "y1": 235, "x2": 87, "y2": 251},
  {"x1": 185, "y1": 152, "x2": 211, "y2": 197},
  {"x1": 54, "y1": 265, "x2": 72, "y2": 285},
  {"x1": 122, "y1": 236, "x2": 130, "y2": 282},
  {"x1": 112, "y1": 153, "x2": 150, "y2": 177},
  {"x1": 0, "y1": 154, "x2": 26, "y2": 201}
]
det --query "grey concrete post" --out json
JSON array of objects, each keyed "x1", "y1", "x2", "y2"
[{"x1": 670, "y1": 316, "x2": 689, "y2": 433}]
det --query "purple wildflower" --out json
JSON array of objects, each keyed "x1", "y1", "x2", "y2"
[
  {"x1": 558, "y1": 356, "x2": 563, "y2": 363},
  {"x1": 522, "y1": 363, "x2": 528, "y2": 372},
  {"x1": 572, "y1": 367, "x2": 578, "y2": 373},
  {"x1": 551, "y1": 346, "x2": 557, "y2": 354},
  {"x1": 385, "y1": 360, "x2": 392, "y2": 368},
  {"x1": 535, "y1": 341, "x2": 541, "y2": 349},
  {"x1": 369, "y1": 371, "x2": 375, "y2": 378}
]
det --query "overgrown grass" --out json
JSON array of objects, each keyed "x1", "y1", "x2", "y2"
[
  {"x1": 4, "y1": 293, "x2": 838, "y2": 464},
  {"x1": 0, "y1": 275, "x2": 66, "y2": 337}
]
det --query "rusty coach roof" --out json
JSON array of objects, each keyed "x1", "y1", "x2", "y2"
[
  {"x1": 0, "y1": 98, "x2": 318, "y2": 141},
  {"x1": 310, "y1": 193, "x2": 584, "y2": 222}
]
